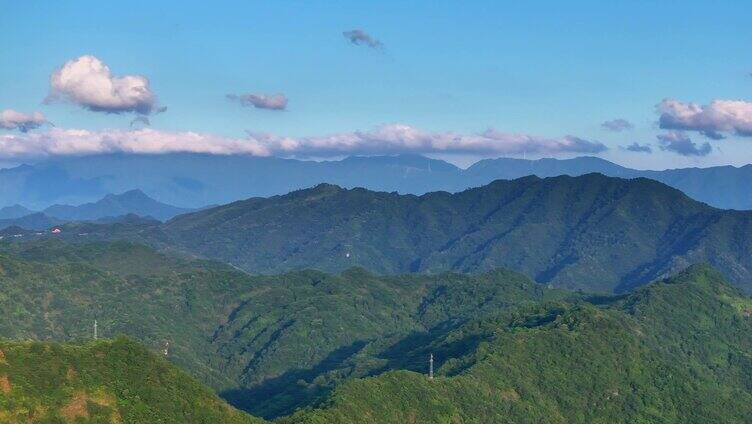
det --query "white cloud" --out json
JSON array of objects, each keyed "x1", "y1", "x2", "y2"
[
  {"x1": 0, "y1": 127, "x2": 269, "y2": 158},
  {"x1": 0, "y1": 110, "x2": 48, "y2": 132},
  {"x1": 0, "y1": 124, "x2": 606, "y2": 159},
  {"x1": 47, "y1": 55, "x2": 156, "y2": 114},
  {"x1": 657, "y1": 98, "x2": 752, "y2": 139},
  {"x1": 249, "y1": 125, "x2": 606, "y2": 156}
]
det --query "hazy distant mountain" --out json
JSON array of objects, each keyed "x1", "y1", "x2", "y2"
[
  {"x1": 465, "y1": 157, "x2": 752, "y2": 210},
  {"x1": 464, "y1": 156, "x2": 636, "y2": 180},
  {"x1": 0, "y1": 190, "x2": 189, "y2": 231},
  {"x1": 43, "y1": 189, "x2": 191, "y2": 221},
  {"x1": 0, "y1": 204, "x2": 34, "y2": 219},
  {"x1": 158, "y1": 174, "x2": 752, "y2": 293},
  {"x1": 0, "y1": 153, "x2": 461, "y2": 209},
  {"x1": 0, "y1": 212, "x2": 63, "y2": 231},
  {"x1": 2, "y1": 153, "x2": 752, "y2": 210}
]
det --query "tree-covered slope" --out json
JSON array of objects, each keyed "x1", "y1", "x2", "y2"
[
  {"x1": 284, "y1": 265, "x2": 752, "y2": 423},
  {"x1": 160, "y1": 174, "x2": 752, "y2": 293},
  {"x1": 3, "y1": 239, "x2": 751, "y2": 422},
  {"x1": 0, "y1": 337, "x2": 262, "y2": 423},
  {"x1": 0, "y1": 239, "x2": 566, "y2": 418}
]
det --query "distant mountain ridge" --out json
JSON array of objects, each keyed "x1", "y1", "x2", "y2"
[
  {"x1": 3, "y1": 153, "x2": 752, "y2": 210},
  {"x1": 43, "y1": 188, "x2": 191, "y2": 221},
  {"x1": 0, "y1": 204, "x2": 34, "y2": 219},
  {"x1": 70, "y1": 173, "x2": 750, "y2": 293},
  {"x1": 0, "y1": 189, "x2": 190, "y2": 230}
]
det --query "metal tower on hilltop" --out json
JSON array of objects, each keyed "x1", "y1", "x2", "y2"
[
  {"x1": 429, "y1": 353, "x2": 434, "y2": 380},
  {"x1": 93, "y1": 320, "x2": 98, "y2": 340}
]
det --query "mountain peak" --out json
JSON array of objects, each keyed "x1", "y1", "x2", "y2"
[
  {"x1": 43, "y1": 189, "x2": 190, "y2": 222},
  {"x1": 0, "y1": 204, "x2": 34, "y2": 220}
]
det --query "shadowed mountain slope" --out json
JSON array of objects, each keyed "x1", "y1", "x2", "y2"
[
  {"x1": 284, "y1": 266, "x2": 752, "y2": 423},
  {"x1": 160, "y1": 174, "x2": 752, "y2": 293}
]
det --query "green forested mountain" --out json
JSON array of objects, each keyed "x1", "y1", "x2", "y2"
[
  {"x1": 158, "y1": 174, "x2": 752, "y2": 293},
  {"x1": 0, "y1": 239, "x2": 567, "y2": 418},
  {"x1": 284, "y1": 266, "x2": 752, "y2": 423},
  {"x1": 2, "y1": 238, "x2": 752, "y2": 423},
  {"x1": 0, "y1": 337, "x2": 261, "y2": 423}
]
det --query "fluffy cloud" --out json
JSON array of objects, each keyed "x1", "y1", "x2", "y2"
[
  {"x1": 623, "y1": 142, "x2": 652, "y2": 153},
  {"x1": 227, "y1": 93, "x2": 288, "y2": 110},
  {"x1": 0, "y1": 128, "x2": 269, "y2": 158},
  {"x1": 0, "y1": 110, "x2": 49, "y2": 132},
  {"x1": 657, "y1": 98, "x2": 752, "y2": 139},
  {"x1": 47, "y1": 55, "x2": 156, "y2": 114},
  {"x1": 601, "y1": 118, "x2": 633, "y2": 132},
  {"x1": 343, "y1": 29, "x2": 383, "y2": 48},
  {"x1": 250, "y1": 125, "x2": 606, "y2": 157},
  {"x1": 657, "y1": 131, "x2": 711, "y2": 157},
  {"x1": 0, "y1": 124, "x2": 606, "y2": 159}
]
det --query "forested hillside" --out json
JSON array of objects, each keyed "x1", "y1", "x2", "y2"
[
  {"x1": 0, "y1": 337, "x2": 261, "y2": 423},
  {"x1": 2, "y1": 239, "x2": 752, "y2": 422},
  {"x1": 0, "y1": 239, "x2": 567, "y2": 418},
  {"x1": 159, "y1": 174, "x2": 752, "y2": 293},
  {"x1": 285, "y1": 266, "x2": 752, "y2": 423}
]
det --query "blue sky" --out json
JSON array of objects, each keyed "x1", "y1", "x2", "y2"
[{"x1": 1, "y1": 0, "x2": 751, "y2": 169}]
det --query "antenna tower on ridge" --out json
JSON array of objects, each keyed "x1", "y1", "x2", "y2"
[{"x1": 429, "y1": 353, "x2": 434, "y2": 380}]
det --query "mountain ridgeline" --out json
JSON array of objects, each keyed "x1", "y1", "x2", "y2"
[
  {"x1": 42, "y1": 189, "x2": 191, "y2": 221},
  {"x1": 0, "y1": 239, "x2": 569, "y2": 419},
  {"x1": 4, "y1": 153, "x2": 752, "y2": 210},
  {"x1": 0, "y1": 189, "x2": 190, "y2": 230},
  {"x1": 282, "y1": 266, "x2": 752, "y2": 423},
  {"x1": 153, "y1": 173, "x2": 752, "y2": 293},
  {"x1": 2, "y1": 240, "x2": 752, "y2": 422}
]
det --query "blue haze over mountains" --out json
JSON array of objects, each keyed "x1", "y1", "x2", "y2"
[
  {"x1": 0, "y1": 188, "x2": 190, "y2": 230},
  {"x1": 1, "y1": 153, "x2": 751, "y2": 211}
]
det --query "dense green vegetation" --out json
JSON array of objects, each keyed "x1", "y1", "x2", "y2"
[
  {"x1": 285, "y1": 266, "x2": 752, "y2": 423},
  {"x1": 154, "y1": 174, "x2": 752, "y2": 293},
  {"x1": 2, "y1": 236, "x2": 752, "y2": 423},
  {"x1": 0, "y1": 239, "x2": 567, "y2": 418},
  {"x1": 0, "y1": 337, "x2": 261, "y2": 423},
  {"x1": 3, "y1": 174, "x2": 752, "y2": 422}
]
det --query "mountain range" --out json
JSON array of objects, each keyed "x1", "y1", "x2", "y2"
[
  {"x1": 5, "y1": 160, "x2": 752, "y2": 422},
  {"x1": 0, "y1": 189, "x2": 190, "y2": 230},
  {"x1": 0, "y1": 239, "x2": 568, "y2": 418},
  {"x1": 3, "y1": 153, "x2": 752, "y2": 210},
  {"x1": 1, "y1": 238, "x2": 751, "y2": 422},
  {"x1": 280, "y1": 265, "x2": 752, "y2": 423},
  {"x1": 70, "y1": 173, "x2": 749, "y2": 293}
]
